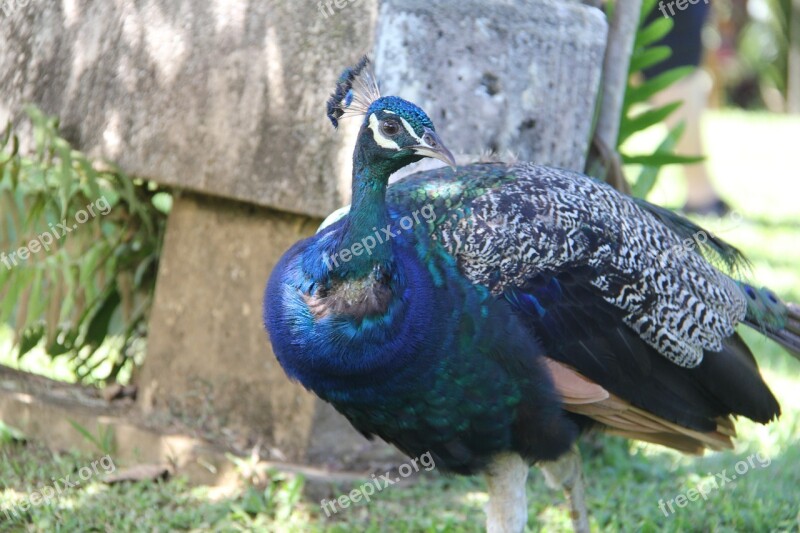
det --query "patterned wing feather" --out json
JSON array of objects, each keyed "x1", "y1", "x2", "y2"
[{"x1": 389, "y1": 163, "x2": 747, "y2": 368}]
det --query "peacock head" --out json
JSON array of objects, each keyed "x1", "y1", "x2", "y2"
[{"x1": 327, "y1": 57, "x2": 456, "y2": 174}]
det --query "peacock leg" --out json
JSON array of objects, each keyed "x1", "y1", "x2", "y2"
[
  {"x1": 540, "y1": 446, "x2": 591, "y2": 533},
  {"x1": 485, "y1": 452, "x2": 529, "y2": 533}
]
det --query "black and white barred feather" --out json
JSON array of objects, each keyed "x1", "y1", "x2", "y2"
[{"x1": 398, "y1": 163, "x2": 748, "y2": 368}]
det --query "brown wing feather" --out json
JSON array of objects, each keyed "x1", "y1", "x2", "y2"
[{"x1": 544, "y1": 357, "x2": 735, "y2": 454}]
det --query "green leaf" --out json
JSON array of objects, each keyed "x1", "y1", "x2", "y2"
[
  {"x1": 46, "y1": 327, "x2": 78, "y2": 356},
  {"x1": 61, "y1": 261, "x2": 84, "y2": 325},
  {"x1": 0, "y1": 262, "x2": 10, "y2": 296},
  {"x1": 78, "y1": 158, "x2": 101, "y2": 200},
  {"x1": 3, "y1": 106, "x2": 165, "y2": 385},
  {"x1": 630, "y1": 122, "x2": 687, "y2": 198},
  {"x1": 54, "y1": 139, "x2": 76, "y2": 220},
  {"x1": 618, "y1": 101, "x2": 683, "y2": 143},
  {"x1": 625, "y1": 66, "x2": 695, "y2": 108},
  {"x1": 83, "y1": 287, "x2": 121, "y2": 348},
  {"x1": 635, "y1": 17, "x2": 673, "y2": 49},
  {"x1": 23, "y1": 194, "x2": 48, "y2": 229},
  {"x1": 0, "y1": 125, "x2": 19, "y2": 167},
  {"x1": 629, "y1": 45, "x2": 672, "y2": 73},
  {"x1": 18, "y1": 325, "x2": 45, "y2": 357},
  {"x1": 78, "y1": 243, "x2": 107, "y2": 289},
  {"x1": 151, "y1": 192, "x2": 172, "y2": 214},
  {"x1": 68, "y1": 420, "x2": 114, "y2": 455},
  {"x1": 0, "y1": 267, "x2": 27, "y2": 324},
  {"x1": 639, "y1": 0, "x2": 659, "y2": 22},
  {"x1": 622, "y1": 152, "x2": 704, "y2": 166},
  {"x1": 0, "y1": 121, "x2": 12, "y2": 149},
  {"x1": 0, "y1": 420, "x2": 26, "y2": 445},
  {"x1": 133, "y1": 253, "x2": 158, "y2": 288},
  {"x1": 24, "y1": 266, "x2": 46, "y2": 327}
]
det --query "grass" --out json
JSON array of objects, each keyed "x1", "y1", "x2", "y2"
[
  {"x1": 0, "y1": 443, "x2": 311, "y2": 532},
  {"x1": 1, "y1": 109, "x2": 800, "y2": 531}
]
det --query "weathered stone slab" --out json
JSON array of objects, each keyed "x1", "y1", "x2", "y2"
[
  {"x1": 0, "y1": 0, "x2": 378, "y2": 217},
  {"x1": 375, "y1": 0, "x2": 607, "y2": 170},
  {"x1": 136, "y1": 193, "x2": 326, "y2": 461},
  {"x1": 0, "y1": 365, "x2": 393, "y2": 484},
  {"x1": 0, "y1": 365, "x2": 238, "y2": 486}
]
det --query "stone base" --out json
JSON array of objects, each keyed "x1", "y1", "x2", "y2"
[{"x1": 137, "y1": 193, "x2": 390, "y2": 463}]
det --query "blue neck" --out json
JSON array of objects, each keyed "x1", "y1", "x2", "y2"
[{"x1": 337, "y1": 146, "x2": 395, "y2": 275}]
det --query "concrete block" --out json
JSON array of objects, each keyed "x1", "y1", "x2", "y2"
[
  {"x1": 137, "y1": 193, "x2": 323, "y2": 460},
  {"x1": 137, "y1": 192, "x2": 400, "y2": 463},
  {"x1": 0, "y1": 0, "x2": 378, "y2": 217},
  {"x1": 375, "y1": 0, "x2": 607, "y2": 170}
]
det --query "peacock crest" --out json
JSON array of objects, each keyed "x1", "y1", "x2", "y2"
[{"x1": 326, "y1": 56, "x2": 381, "y2": 129}]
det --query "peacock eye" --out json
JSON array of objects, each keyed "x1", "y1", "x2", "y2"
[{"x1": 380, "y1": 119, "x2": 401, "y2": 137}]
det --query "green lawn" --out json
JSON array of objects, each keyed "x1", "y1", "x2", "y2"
[{"x1": 1, "y1": 110, "x2": 799, "y2": 532}]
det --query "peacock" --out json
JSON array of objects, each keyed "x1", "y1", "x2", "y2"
[{"x1": 263, "y1": 57, "x2": 800, "y2": 532}]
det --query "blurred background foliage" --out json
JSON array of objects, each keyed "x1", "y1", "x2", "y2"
[
  {"x1": 712, "y1": 0, "x2": 799, "y2": 111},
  {"x1": 0, "y1": 107, "x2": 170, "y2": 385},
  {"x1": 612, "y1": 0, "x2": 800, "y2": 197},
  {"x1": 616, "y1": 0, "x2": 704, "y2": 197}
]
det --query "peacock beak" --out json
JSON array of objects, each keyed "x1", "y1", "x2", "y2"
[{"x1": 412, "y1": 128, "x2": 457, "y2": 170}]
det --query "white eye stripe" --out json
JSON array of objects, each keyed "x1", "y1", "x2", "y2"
[
  {"x1": 367, "y1": 113, "x2": 427, "y2": 150},
  {"x1": 368, "y1": 114, "x2": 401, "y2": 150},
  {"x1": 398, "y1": 117, "x2": 424, "y2": 144}
]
